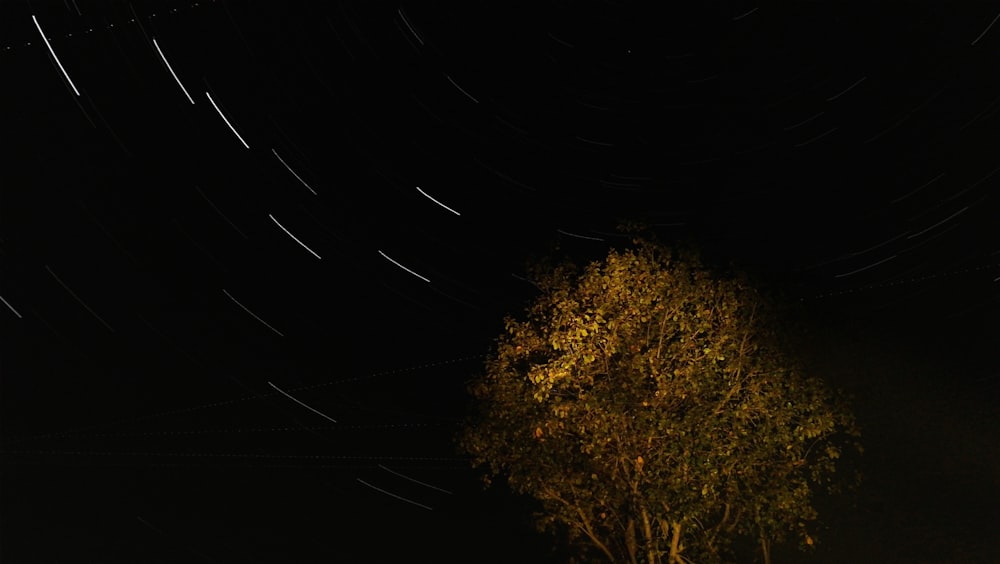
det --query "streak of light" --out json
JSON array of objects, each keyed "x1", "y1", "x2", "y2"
[
  {"x1": 381, "y1": 282, "x2": 434, "y2": 313},
  {"x1": 611, "y1": 173, "x2": 653, "y2": 180},
  {"x1": 82, "y1": 95, "x2": 133, "y2": 156},
  {"x1": 193, "y1": 185, "x2": 248, "y2": 239},
  {"x1": 394, "y1": 19, "x2": 420, "y2": 51},
  {"x1": 943, "y1": 165, "x2": 1000, "y2": 203},
  {"x1": 152, "y1": 38, "x2": 195, "y2": 104},
  {"x1": 222, "y1": 289, "x2": 284, "y2": 336},
  {"x1": 324, "y1": 16, "x2": 355, "y2": 61},
  {"x1": 6, "y1": 353, "x2": 486, "y2": 444},
  {"x1": 0, "y1": 295, "x2": 23, "y2": 318},
  {"x1": 44, "y1": 265, "x2": 114, "y2": 332},
  {"x1": 864, "y1": 88, "x2": 946, "y2": 144},
  {"x1": 575, "y1": 136, "x2": 614, "y2": 146},
  {"x1": 3, "y1": 347, "x2": 246, "y2": 445},
  {"x1": 803, "y1": 253, "x2": 999, "y2": 301},
  {"x1": 686, "y1": 74, "x2": 720, "y2": 84},
  {"x1": 444, "y1": 74, "x2": 479, "y2": 103},
  {"x1": 267, "y1": 381, "x2": 338, "y2": 424},
  {"x1": 379, "y1": 464, "x2": 453, "y2": 494},
  {"x1": 270, "y1": 149, "x2": 317, "y2": 195},
  {"x1": 848, "y1": 231, "x2": 911, "y2": 258},
  {"x1": 864, "y1": 115, "x2": 912, "y2": 144},
  {"x1": 907, "y1": 198, "x2": 947, "y2": 222},
  {"x1": 50, "y1": 423, "x2": 438, "y2": 439},
  {"x1": 68, "y1": 86, "x2": 97, "y2": 129},
  {"x1": 472, "y1": 157, "x2": 537, "y2": 191},
  {"x1": 76, "y1": 199, "x2": 143, "y2": 266},
  {"x1": 548, "y1": 33, "x2": 574, "y2": 48},
  {"x1": 735, "y1": 139, "x2": 779, "y2": 156},
  {"x1": 958, "y1": 93, "x2": 1000, "y2": 131},
  {"x1": 834, "y1": 255, "x2": 897, "y2": 278},
  {"x1": 600, "y1": 180, "x2": 644, "y2": 191},
  {"x1": 891, "y1": 172, "x2": 946, "y2": 204},
  {"x1": 415, "y1": 186, "x2": 460, "y2": 216},
  {"x1": 378, "y1": 250, "x2": 430, "y2": 283},
  {"x1": 426, "y1": 282, "x2": 481, "y2": 310},
  {"x1": 171, "y1": 218, "x2": 229, "y2": 272},
  {"x1": 495, "y1": 114, "x2": 533, "y2": 137},
  {"x1": 136, "y1": 516, "x2": 169, "y2": 537},
  {"x1": 794, "y1": 126, "x2": 838, "y2": 147},
  {"x1": 733, "y1": 7, "x2": 758, "y2": 20},
  {"x1": 356, "y1": 478, "x2": 433, "y2": 510},
  {"x1": 268, "y1": 214, "x2": 321, "y2": 259},
  {"x1": 2, "y1": 449, "x2": 460, "y2": 462},
  {"x1": 783, "y1": 111, "x2": 825, "y2": 131},
  {"x1": 971, "y1": 11, "x2": 1000, "y2": 45},
  {"x1": 397, "y1": 8, "x2": 423, "y2": 45},
  {"x1": 128, "y1": 4, "x2": 155, "y2": 50},
  {"x1": 804, "y1": 230, "x2": 911, "y2": 270},
  {"x1": 825, "y1": 76, "x2": 866, "y2": 102},
  {"x1": 590, "y1": 230, "x2": 635, "y2": 239},
  {"x1": 898, "y1": 223, "x2": 960, "y2": 255},
  {"x1": 205, "y1": 91, "x2": 249, "y2": 149},
  {"x1": 906, "y1": 206, "x2": 969, "y2": 239},
  {"x1": 511, "y1": 273, "x2": 542, "y2": 290},
  {"x1": 557, "y1": 229, "x2": 606, "y2": 242},
  {"x1": 679, "y1": 156, "x2": 724, "y2": 166},
  {"x1": 31, "y1": 15, "x2": 81, "y2": 96}
]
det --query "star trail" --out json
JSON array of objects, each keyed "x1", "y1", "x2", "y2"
[{"x1": 2, "y1": 2, "x2": 999, "y2": 562}]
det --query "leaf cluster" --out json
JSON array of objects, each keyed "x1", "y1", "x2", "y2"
[{"x1": 457, "y1": 239, "x2": 862, "y2": 563}]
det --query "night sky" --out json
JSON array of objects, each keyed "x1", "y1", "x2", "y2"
[{"x1": 2, "y1": 2, "x2": 999, "y2": 562}]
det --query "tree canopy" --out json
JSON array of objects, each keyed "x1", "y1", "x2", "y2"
[{"x1": 457, "y1": 237, "x2": 862, "y2": 563}]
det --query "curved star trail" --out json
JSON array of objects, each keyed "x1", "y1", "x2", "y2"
[{"x1": 2, "y1": 2, "x2": 999, "y2": 563}]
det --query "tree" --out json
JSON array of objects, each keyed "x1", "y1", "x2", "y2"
[{"x1": 456, "y1": 237, "x2": 862, "y2": 563}]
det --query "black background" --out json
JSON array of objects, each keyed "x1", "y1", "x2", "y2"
[{"x1": 2, "y1": 1, "x2": 999, "y2": 562}]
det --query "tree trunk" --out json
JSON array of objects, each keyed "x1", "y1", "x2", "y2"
[
  {"x1": 706, "y1": 503, "x2": 730, "y2": 551},
  {"x1": 626, "y1": 518, "x2": 638, "y2": 564},
  {"x1": 760, "y1": 534, "x2": 771, "y2": 564},
  {"x1": 640, "y1": 507, "x2": 658, "y2": 564},
  {"x1": 667, "y1": 521, "x2": 683, "y2": 564}
]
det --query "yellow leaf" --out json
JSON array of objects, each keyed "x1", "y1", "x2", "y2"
[{"x1": 535, "y1": 427, "x2": 543, "y2": 438}]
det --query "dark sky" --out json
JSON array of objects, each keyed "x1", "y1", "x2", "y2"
[{"x1": 1, "y1": 1, "x2": 999, "y2": 562}]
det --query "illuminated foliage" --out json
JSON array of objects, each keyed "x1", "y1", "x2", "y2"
[{"x1": 457, "y1": 238, "x2": 862, "y2": 563}]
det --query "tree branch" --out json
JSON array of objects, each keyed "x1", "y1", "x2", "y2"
[
  {"x1": 713, "y1": 322, "x2": 753, "y2": 416},
  {"x1": 654, "y1": 305, "x2": 676, "y2": 361},
  {"x1": 543, "y1": 486, "x2": 618, "y2": 563}
]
